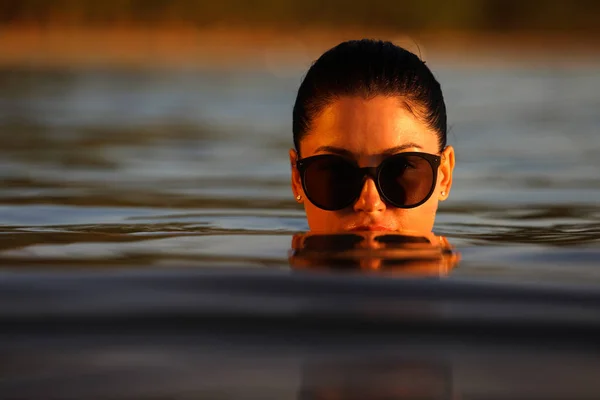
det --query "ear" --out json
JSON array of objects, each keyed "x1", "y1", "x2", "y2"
[
  {"x1": 438, "y1": 145, "x2": 455, "y2": 201},
  {"x1": 289, "y1": 148, "x2": 304, "y2": 202}
]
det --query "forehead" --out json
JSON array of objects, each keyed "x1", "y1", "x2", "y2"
[{"x1": 300, "y1": 96, "x2": 439, "y2": 157}]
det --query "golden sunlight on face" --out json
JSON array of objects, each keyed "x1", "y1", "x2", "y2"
[{"x1": 289, "y1": 96, "x2": 455, "y2": 234}]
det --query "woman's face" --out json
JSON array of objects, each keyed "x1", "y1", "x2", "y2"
[{"x1": 290, "y1": 95, "x2": 455, "y2": 234}]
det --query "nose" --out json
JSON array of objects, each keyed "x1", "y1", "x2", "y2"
[{"x1": 353, "y1": 177, "x2": 386, "y2": 213}]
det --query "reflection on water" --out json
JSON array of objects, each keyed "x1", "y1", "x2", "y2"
[
  {"x1": 0, "y1": 62, "x2": 599, "y2": 283},
  {"x1": 289, "y1": 232, "x2": 459, "y2": 276},
  {"x1": 298, "y1": 358, "x2": 454, "y2": 400}
]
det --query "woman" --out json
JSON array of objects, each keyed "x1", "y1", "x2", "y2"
[{"x1": 290, "y1": 39, "x2": 455, "y2": 234}]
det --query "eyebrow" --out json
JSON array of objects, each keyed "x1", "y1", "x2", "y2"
[{"x1": 314, "y1": 143, "x2": 423, "y2": 157}]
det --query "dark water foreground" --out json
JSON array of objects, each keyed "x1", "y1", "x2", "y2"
[{"x1": 2, "y1": 266, "x2": 600, "y2": 399}]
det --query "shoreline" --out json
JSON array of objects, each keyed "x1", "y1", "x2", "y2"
[{"x1": 1, "y1": 26, "x2": 599, "y2": 69}]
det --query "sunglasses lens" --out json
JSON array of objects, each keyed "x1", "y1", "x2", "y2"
[
  {"x1": 303, "y1": 234, "x2": 364, "y2": 251},
  {"x1": 379, "y1": 154, "x2": 435, "y2": 207},
  {"x1": 302, "y1": 156, "x2": 361, "y2": 211}
]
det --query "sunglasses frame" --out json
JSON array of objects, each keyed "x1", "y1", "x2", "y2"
[{"x1": 296, "y1": 152, "x2": 441, "y2": 211}]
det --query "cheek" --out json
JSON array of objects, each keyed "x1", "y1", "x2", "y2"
[
  {"x1": 390, "y1": 198, "x2": 438, "y2": 233},
  {"x1": 304, "y1": 204, "x2": 344, "y2": 232}
]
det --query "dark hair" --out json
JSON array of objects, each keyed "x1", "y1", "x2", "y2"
[{"x1": 292, "y1": 39, "x2": 447, "y2": 154}]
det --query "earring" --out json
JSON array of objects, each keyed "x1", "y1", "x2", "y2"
[
  {"x1": 441, "y1": 191, "x2": 446, "y2": 196},
  {"x1": 296, "y1": 195, "x2": 302, "y2": 201}
]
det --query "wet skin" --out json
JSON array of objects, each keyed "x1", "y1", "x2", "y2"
[{"x1": 290, "y1": 95, "x2": 455, "y2": 234}]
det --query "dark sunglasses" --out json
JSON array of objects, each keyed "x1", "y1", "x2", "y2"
[{"x1": 296, "y1": 152, "x2": 441, "y2": 211}]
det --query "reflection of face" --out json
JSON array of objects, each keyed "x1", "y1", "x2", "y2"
[
  {"x1": 289, "y1": 232, "x2": 459, "y2": 277},
  {"x1": 290, "y1": 96, "x2": 454, "y2": 234},
  {"x1": 298, "y1": 358, "x2": 454, "y2": 400}
]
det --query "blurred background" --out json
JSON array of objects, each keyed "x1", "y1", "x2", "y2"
[
  {"x1": 1, "y1": 0, "x2": 600, "y2": 32},
  {"x1": 0, "y1": 0, "x2": 599, "y2": 281}
]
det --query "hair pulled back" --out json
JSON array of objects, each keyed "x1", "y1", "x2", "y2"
[{"x1": 292, "y1": 39, "x2": 447, "y2": 154}]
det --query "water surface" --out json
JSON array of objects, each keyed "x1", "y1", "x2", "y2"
[{"x1": 1, "y1": 59, "x2": 599, "y2": 283}]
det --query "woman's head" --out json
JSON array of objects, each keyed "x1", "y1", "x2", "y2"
[{"x1": 290, "y1": 39, "x2": 455, "y2": 234}]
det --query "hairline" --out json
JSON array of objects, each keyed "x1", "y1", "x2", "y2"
[{"x1": 295, "y1": 93, "x2": 439, "y2": 155}]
